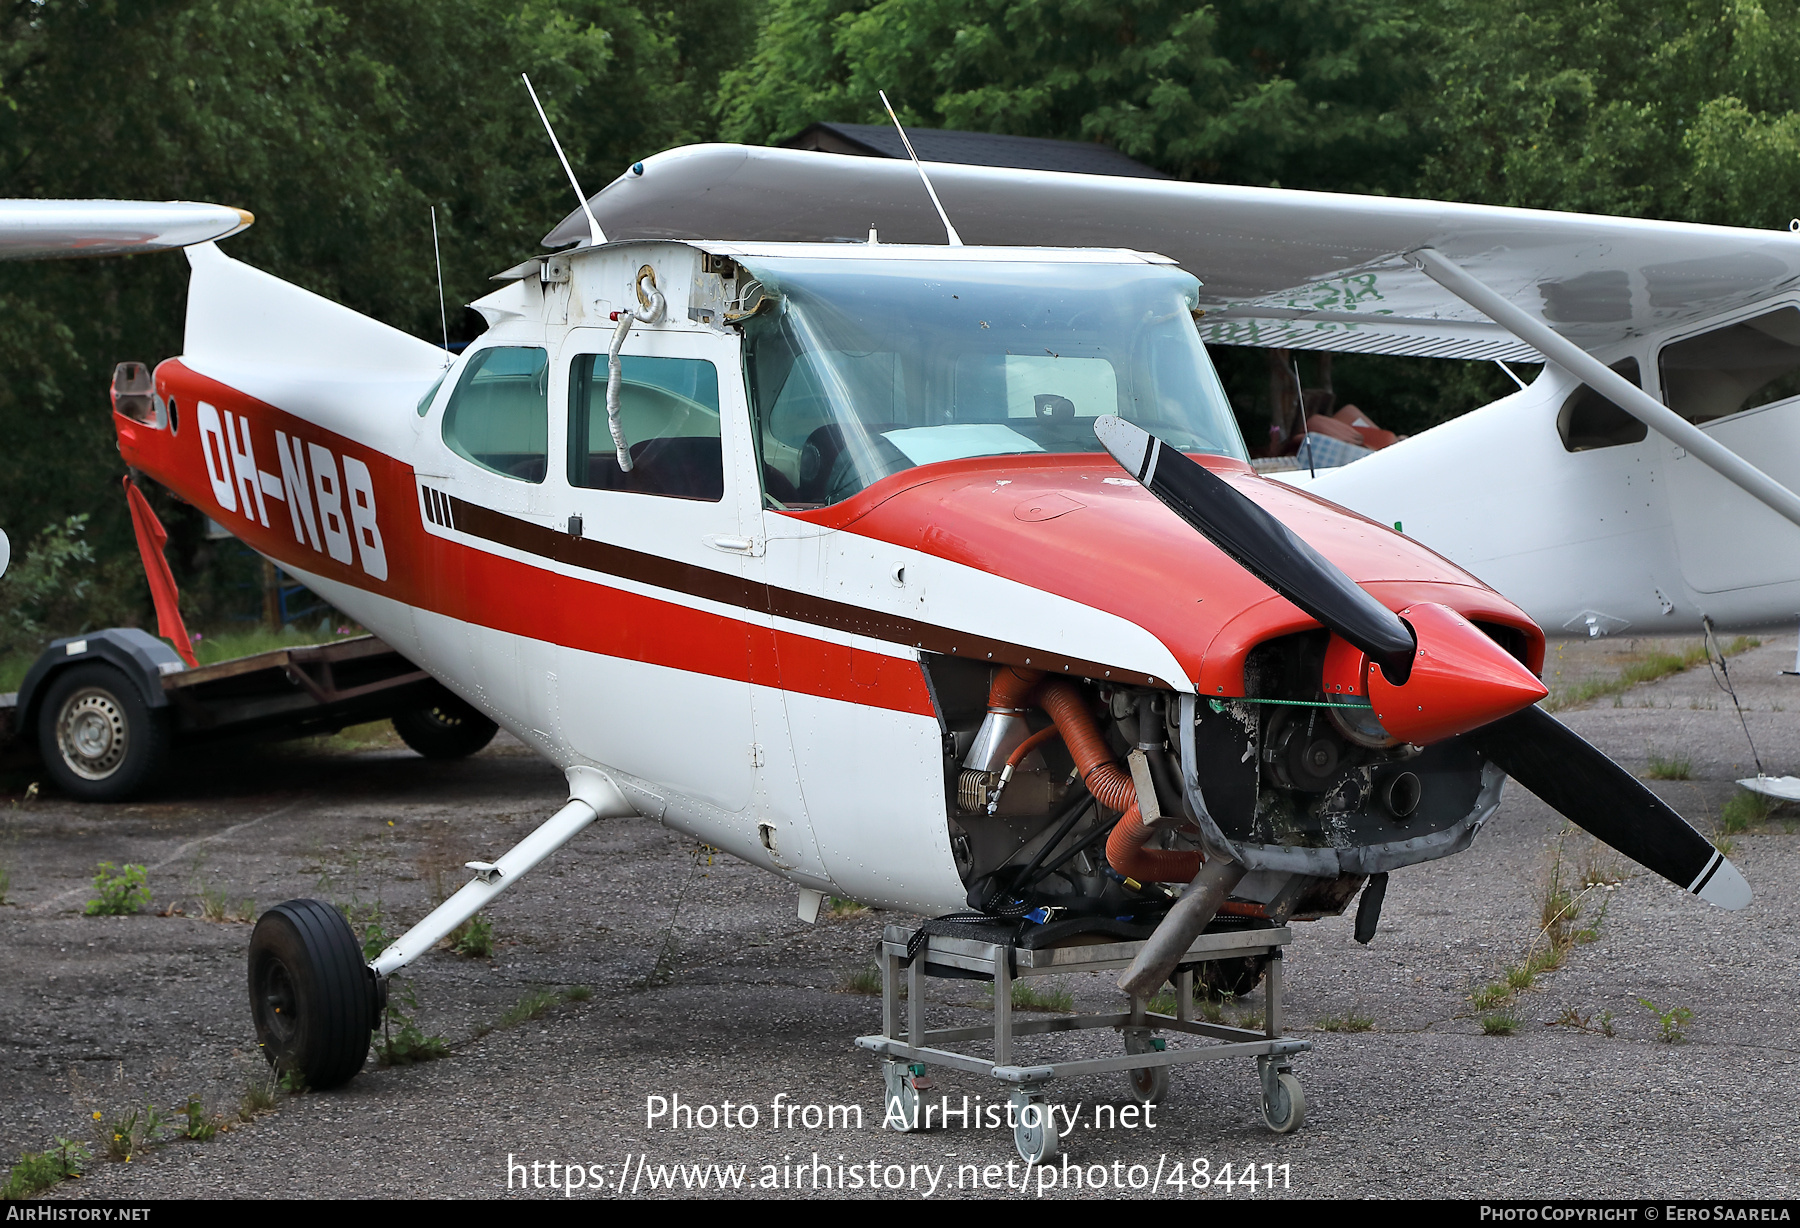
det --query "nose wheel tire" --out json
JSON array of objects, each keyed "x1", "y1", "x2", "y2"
[
  {"x1": 248, "y1": 899, "x2": 379, "y2": 1089},
  {"x1": 1011, "y1": 1090, "x2": 1058, "y2": 1165},
  {"x1": 391, "y1": 694, "x2": 499, "y2": 759},
  {"x1": 36, "y1": 663, "x2": 168, "y2": 802}
]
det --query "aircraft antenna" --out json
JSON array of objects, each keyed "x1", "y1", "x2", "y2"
[
  {"x1": 879, "y1": 91, "x2": 962, "y2": 247},
  {"x1": 1294, "y1": 357, "x2": 1315, "y2": 479},
  {"x1": 430, "y1": 206, "x2": 451, "y2": 366},
  {"x1": 521, "y1": 73, "x2": 606, "y2": 247}
]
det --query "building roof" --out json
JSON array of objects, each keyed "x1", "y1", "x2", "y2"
[{"x1": 781, "y1": 122, "x2": 1170, "y2": 180}]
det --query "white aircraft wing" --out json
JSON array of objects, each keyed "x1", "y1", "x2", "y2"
[
  {"x1": 0, "y1": 199, "x2": 253, "y2": 261},
  {"x1": 548, "y1": 143, "x2": 1800, "y2": 363}
]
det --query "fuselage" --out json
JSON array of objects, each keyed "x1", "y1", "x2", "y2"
[{"x1": 115, "y1": 238, "x2": 1543, "y2": 917}]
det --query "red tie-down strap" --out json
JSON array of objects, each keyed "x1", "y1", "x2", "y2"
[{"x1": 123, "y1": 475, "x2": 199, "y2": 669}]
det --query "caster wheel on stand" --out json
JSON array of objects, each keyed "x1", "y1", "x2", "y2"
[
  {"x1": 882, "y1": 1060, "x2": 930, "y2": 1131},
  {"x1": 1123, "y1": 1028, "x2": 1169, "y2": 1105},
  {"x1": 1011, "y1": 1088, "x2": 1058, "y2": 1165},
  {"x1": 1257, "y1": 1058, "x2": 1306, "y2": 1134},
  {"x1": 248, "y1": 899, "x2": 380, "y2": 1090}
]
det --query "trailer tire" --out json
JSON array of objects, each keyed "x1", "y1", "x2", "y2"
[
  {"x1": 248, "y1": 899, "x2": 375, "y2": 1090},
  {"x1": 392, "y1": 696, "x2": 498, "y2": 759},
  {"x1": 36, "y1": 662, "x2": 168, "y2": 802}
]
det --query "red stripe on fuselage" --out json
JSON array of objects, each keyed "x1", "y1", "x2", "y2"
[{"x1": 123, "y1": 362, "x2": 935, "y2": 718}]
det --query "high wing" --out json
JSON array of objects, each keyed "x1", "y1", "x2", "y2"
[
  {"x1": 0, "y1": 200, "x2": 253, "y2": 261},
  {"x1": 546, "y1": 143, "x2": 1800, "y2": 363}
]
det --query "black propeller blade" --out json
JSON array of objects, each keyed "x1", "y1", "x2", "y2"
[
  {"x1": 1467, "y1": 705, "x2": 1749, "y2": 908},
  {"x1": 1092, "y1": 416, "x2": 1416, "y2": 679},
  {"x1": 1094, "y1": 415, "x2": 1751, "y2": 911}
]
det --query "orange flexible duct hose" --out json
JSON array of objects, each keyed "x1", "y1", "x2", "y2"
[
  {"x1": 982, "y1": 667, "x2": 1201, "y2": 884},
  {"x1": 1005, "y1": 724, "x2": 1062, "y2": 770}
]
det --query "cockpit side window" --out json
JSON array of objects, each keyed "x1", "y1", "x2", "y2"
[
  {"x1": 1660, "y1": 306, "x2": 1800, "y2": 425},
  {"x1": 441, "y1": 346, "x2": 550, "y2": 482},
  {"x1": 568, "y1": 355, "x2": 724, "y2": 502},
  {"x1": 1557, "y1": 358, "x2": 1646, "y2": 452}
]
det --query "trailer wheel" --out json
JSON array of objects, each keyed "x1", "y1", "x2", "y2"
[
  {"x1": 249, "y1": 899, "x2": 376, "y2": 1089},
  {"x1": 392, "y1": 696, "x2": 498, "y2": 759},
  {"x1": 36, "y1": 662, "x2": 168, "y2": 802}
]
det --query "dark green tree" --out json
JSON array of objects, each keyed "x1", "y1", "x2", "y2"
[{"x1": 0, "y1": 0, "x2": 755, "y2": 632}]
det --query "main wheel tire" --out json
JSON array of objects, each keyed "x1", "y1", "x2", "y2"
[
  {"x1": 36, "y1": 663, "x2": 169, "y2": 802},
  {"x1": 248, "y1": 899, "x2": 376, "y2": 1089},
  {"x1": 391, "y1": 695, "x2": 498, "y2": 759}
]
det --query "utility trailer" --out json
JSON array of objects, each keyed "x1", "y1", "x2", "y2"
[{"x1": 0, "y1": 628, "x2": 497, "y2": 801}]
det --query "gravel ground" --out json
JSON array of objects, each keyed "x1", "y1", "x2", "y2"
[{"x1": 1, "y1": 637, "x2": 1796, "y2": 1200}]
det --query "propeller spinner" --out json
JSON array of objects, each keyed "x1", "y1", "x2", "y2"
[{"x1": 1093, "y1": 414, "x2": 1750, "y2": 911}]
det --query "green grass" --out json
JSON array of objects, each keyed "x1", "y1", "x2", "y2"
[
  {"x1": 450, "y1": 913, "x2": 494, "y2": 958},
  {"x1": 1545, "y1": 637, "x2": 1758, "y2": 711},
  {"x1": 1471, "y1": 983, "x2": 1510, "y2": 1011},
  {"x1": 0, "y1": 624, "x2": 364, "y2": 694},
  {"x1": 1645, "y1": 750, "x2": 1692, "y2": 780},
  {"x1": 839, "y1": 965, "x2": 884, "y2": 996},
  {"x1": 1315, "y1": 1013, "x2": 1374, "y2": 1033},
  {"x1": 1480, "y1": 1010, "x2": 1520, "y2": 1036},
  {"x1": 984, "y1": 978, "x2": 1073, "y2": 1013},
  {"x1": 826, "y1": 896, "x2": 871, "y2": 919},
  {"x1": 1721, "y1": 789, "x2": 1775, "y2": 836}
]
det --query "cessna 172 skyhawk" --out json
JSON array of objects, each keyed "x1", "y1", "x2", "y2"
[{"x1": 103, "y1": 145, "x2": 1754, "y2": 1114}]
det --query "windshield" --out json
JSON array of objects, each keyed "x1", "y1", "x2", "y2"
[{"x1": 740, "y1": 256, "x2": 1246, "y2": 508}]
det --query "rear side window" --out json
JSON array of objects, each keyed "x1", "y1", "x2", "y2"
[
  {"x1": 1660, "y1": 306, "x2": 1800, "y2": 424},
  {"x1": 1557, "y1": 358, "x2": 1647, "y2": 452},
  {"x1": 569, "y1": 355, "x2": 723, "y2": 501},
  {"x1": 442, "y1": 346, "x2": 549, "y2": 482}
]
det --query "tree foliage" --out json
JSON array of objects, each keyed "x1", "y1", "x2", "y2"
[
  {"x1": 718, "y1": 0, "x2": 1432, "y2": 193},
  {"x1": 0, "y1": 0, "x2": 755, "y2": 632}
]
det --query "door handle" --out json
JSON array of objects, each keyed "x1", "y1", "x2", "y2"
[{"x1": 704, "y1": 534, "x2": 762, "y2": 556}]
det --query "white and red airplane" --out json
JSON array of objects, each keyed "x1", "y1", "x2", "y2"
[{"x1": 102, "y1": 146, "x2": 1750, "y2": 1110}]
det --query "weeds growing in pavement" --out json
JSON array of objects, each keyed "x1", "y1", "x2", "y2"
[
  {"x1": 1721, "y1": 790, "x2": 1775, "y2": 836},
  {"x1": 451, "y1": 912, "x2": 494, "y2": 958},
  {"x1": 238, "y1": 1074, "x2": 277, "y2": 1121},
  {"x1": 95, "y1": 1103, "x2": 166, "y2": 1162},
  {"x1": 1639, "y1": 997, "x2": 1693, "y2": 1044},
  {"x1": 1551, "y1": 1007, "x2": 1616, "y2": 1038},
  {"x1": 1471, "y1": 983, "x2": 1510, "y2": 1011},
  {"x1": 1480, "y1": 1011, "x2": 1519, "y2": 1036},
  {"x1": 85, "y1": 862, "x2": 150, "y2": 916},
  {"x1": 1544, "y1": 637, "x2": 1757, "y2": 711},
  {"x1": 374, "y1": 979, "x2": 450, "y2": 1066},
  {"x1": 0, "y1": 1138, "x2": 88, "y2": 1197},
  {"x1": 178, "y1": 1096, "x2": 220, "y2": 1142},
  {"x1": 1644, "y1": 749, "x2": 1692, "y2": 780},
  {"x1": 982, "y1": 978, "x2": 1073, "y2": 1013},
  {"x1": 1316, "y1": 1013, "x2": 1375, "y2": 1033},
  {"x1": 827, "y1": 896, "x2": 871, "y2": 919}
]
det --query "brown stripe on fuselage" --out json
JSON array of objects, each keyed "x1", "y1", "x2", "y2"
[{"x1": 440, "y1": 492, "x2": 1165, "y2": 686}]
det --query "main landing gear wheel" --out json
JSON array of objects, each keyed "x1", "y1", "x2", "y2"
[
  {"x1": 1123, "y1": 1029, "x2": 1170, "y2": 1105},
  {"x1": 1011, "y1": 1089, "x2": 1058, "y2": 1165},
  {"x1": 37, "y1": 663, "x2": 169, "y2": 802},
  {"x1": 392, "y1": 694, "x2": 498, "y2": 759},
  {"x1": 1258, "y1": 1063, "x2": 1306, "y2": 1134},
  {"x1": 249, "y1": 899, "x2": 379, "y2": 1089}
]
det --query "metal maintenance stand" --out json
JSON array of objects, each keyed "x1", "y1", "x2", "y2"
[{"x1": 855, "y1": 923, "x2": 1310, "y2": 1164}]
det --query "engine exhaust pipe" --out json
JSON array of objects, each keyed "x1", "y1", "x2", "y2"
[{"x1": 1117, "y1": 856, "x2": 1246, "y2": 1000}]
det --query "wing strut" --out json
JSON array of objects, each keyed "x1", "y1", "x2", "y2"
[{"x1": 1408, "y1": 246, "x2": 1800, "y2": 531}]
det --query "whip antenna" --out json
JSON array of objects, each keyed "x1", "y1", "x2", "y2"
[
  {"x1": 879, "y1": 90, "x2": 962, "y2": 247},
  {"x1": 522, "y1": 73, "x2": 606, "y2": 247},
  {"x1": 430, "y1": 206, "x2": 451, "y2": 365}
]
